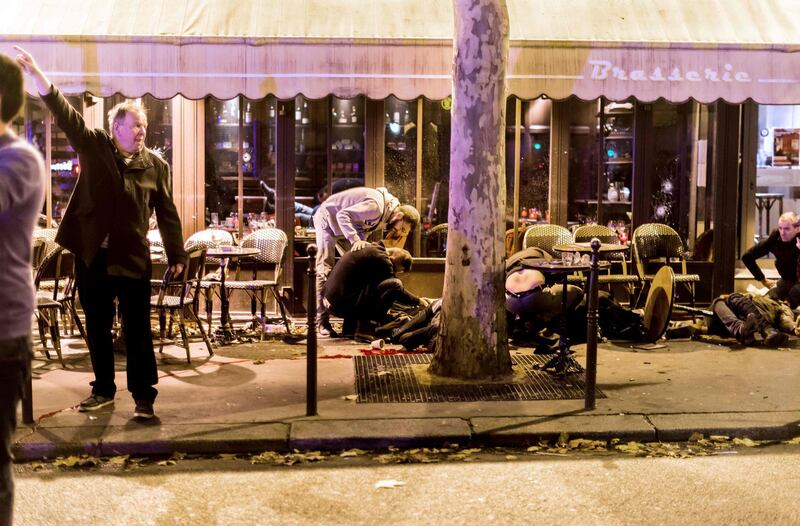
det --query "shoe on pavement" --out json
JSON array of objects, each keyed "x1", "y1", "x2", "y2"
[
  {"x1": 79, "y1": 394, "x2": 114, "y2": 412},
  {"x1": 133, "y1": 400, "x2": 155, "y2": 420},
  {"x1": 764, "y1": 328, "x2": 789, "y2": 347},
  {"x1": 317, "y1": 321, "x2": 338, "y2": 338}
]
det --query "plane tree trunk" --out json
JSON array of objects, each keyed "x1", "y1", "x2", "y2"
[{"x1": 428, "y1": 0, "x2": 511, "y2": 379}]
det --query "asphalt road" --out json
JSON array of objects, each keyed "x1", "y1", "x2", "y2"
[{"x1": 13, "y1": 444, "x2": 800, "y2": 525}]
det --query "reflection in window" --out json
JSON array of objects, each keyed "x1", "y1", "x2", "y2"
[
  {"x1": 294, "y1": 96, "x2": 328, "y2": 224},
  {"x1": 384, "y1": 96, "x2": 418, "y2": 251},
  {"x1": 518, "y1": 98, "x2": 551, "y2": 223},
  {"x1": 420, "y1": 98, "x2": 451, "y2": 256}
]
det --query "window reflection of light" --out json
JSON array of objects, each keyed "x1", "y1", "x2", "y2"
[
  {"x1": 607, "y1": 149, "x2": 616, "y2": 157},
  {"x1": 534, "y1": 143, "x2": 542, "y2": 150},
  {"x1": 388, "y1": 122, "x2": 401, "y2": 135}
]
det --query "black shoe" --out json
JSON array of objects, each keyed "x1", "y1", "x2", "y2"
[
  {"x1": 737, "y1": 313, "x2": 758, "y2": 346},
  {"x1": 764, "y1": 328, "x2": 789, "y2": 347},
  {"x1": 133, "y1": 400, "x2": 155, "y2": 420},
  {"x1": 79, "y1": 394, "x2": 114, "y2": 412}
]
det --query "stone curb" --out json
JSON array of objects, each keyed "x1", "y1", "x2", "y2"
[{"x1": 13, "y1": 412, "x2": 800, "y2": 461}]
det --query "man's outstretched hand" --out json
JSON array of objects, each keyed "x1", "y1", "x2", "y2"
[
  {"x1": 350, "y1": 240, "x2": 369, "y2": 252},
  {"x1": 13, "y1": 46, "x2": 52, "y2": 95}
]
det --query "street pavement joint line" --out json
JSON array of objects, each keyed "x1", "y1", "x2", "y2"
[{"x1": 642, "y1": 414, "x2": 660, "y2": 441}]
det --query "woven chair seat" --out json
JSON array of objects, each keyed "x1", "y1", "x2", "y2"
[
  {"x1": 36, "y1": 297, "x2": 61, "y2": 309},
  {"x1": 199, "y1": 280, "x2": 222, "y2": 289},
  {"x1": 643, "y1": 273, "x2": 699, "y2": 283},
  {"x1": 150, "y1": 295, "x2": 190, "y2": 307},
  {"x1": 225, "y1": 279, "x2": 278, "y2": 290}
]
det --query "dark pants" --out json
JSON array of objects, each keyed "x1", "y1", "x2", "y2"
[
  {"x1": 75, "y1": 250, "x2": 158, "y2": 403},
  {"x1": 335, "y1": 278, "x2": 414, "y2": 334},
  {"x1": 0, "y1": 335, "x2": 32, "y2": 526},
  {"x1": 768, "y1": 279, "x2": 800, "y2": 308},
  {"x1": 711, "y1": 293, "x2": 770, "y2": 338}
]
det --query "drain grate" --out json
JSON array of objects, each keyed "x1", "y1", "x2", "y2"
[{"x1": 353, "y1": 354, "x2": 605, "y2": 403}]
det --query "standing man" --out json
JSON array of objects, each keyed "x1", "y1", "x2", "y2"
[
  {"x1": 0, "y1": 52, "x2": 47, "y2": 526},
  {"x1": 16, "y1": 47, "x2": 186, "y2": 420},
  {"x1": 741, "y1": 211, "x2": 800, "y2": 307},
  {"x1": 313, "y1": 186, "x2": 419, "y2": 336}
]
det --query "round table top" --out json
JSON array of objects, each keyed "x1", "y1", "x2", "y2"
[
  {"x1": 521, "y1": 258, "x2": 592, "y2": 273},
  {"x1": 206, "y1": 247, "x2": 260, "y2": 258},
  {"x1": 553, "y1": 242, "x2": 628, "y2": 254}
]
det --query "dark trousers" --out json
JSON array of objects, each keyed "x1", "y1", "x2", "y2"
[
  {"x1": 768, "y1": 279, "x2": 800, "y2": 308},
  {"x1": 75, "y1": 250, "x2": 158, "y2": 403},
  {"x1": 0, "y1": 335, "x2": 32, "y2": 526},
  {"x1": 711, "y1": 293, "x2": 770, "y2": 338}
]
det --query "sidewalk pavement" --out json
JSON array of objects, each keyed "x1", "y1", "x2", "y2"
[{"x1": 13, "y1": 329, "x2": 800, "y2": 461}]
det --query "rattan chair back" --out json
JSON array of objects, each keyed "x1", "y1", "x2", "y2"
[{"x1": 522, "y1": 224, "x2": 573, "y2": 256}]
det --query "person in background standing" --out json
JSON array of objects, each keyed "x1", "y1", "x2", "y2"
[
  {"x1": 0, "y1": 52, "x2": 47, "y2": 526},
  {"x1": 16, "y1": 46, "x2": 187, "y2": 420}
]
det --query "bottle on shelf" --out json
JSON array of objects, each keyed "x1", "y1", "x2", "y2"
[
  {"x1": 245, "y1": 103, "x2": 252, "y2": 124},
  {"x1": 295, "y1": 103, "x2": 302, "y2": 122},
  {"x1": 162, "y1": 104, "x2": 169, "y2": 125},
  {"x1": 338, "y1": 106, "x2": 347, "y2": 124},
  {"x1": 269, "y1": 104, "x2": 275, "y2": 119},
  {"x1": 351, "y1": 104, "x2": 357, "y2": 123},
  {"x1": 403, "y1": 109, "x2": 410, "y2": 125},
  {"x1": 301, "y1": 101, "x2": 309, "y2": 124}
]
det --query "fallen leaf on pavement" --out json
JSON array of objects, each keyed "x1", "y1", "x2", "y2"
[
  {"x1": 732, "y1": 438, "x2": 759, "y2": 447},
  {"x1": 340, "y1": 448, "x2": 367, "y2": 457},
  {"x1": 375, "y1": 479, "x2": 406, "y2": 489},
  {"x1": 341, "y1": 394, "x2": 358, "y2": 401}
]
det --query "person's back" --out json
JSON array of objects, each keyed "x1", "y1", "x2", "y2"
[
  {"x1": 0, "y1": 130, "x2": 46, "y2": 339},
  {"x1": 324, "y1": 244, "x2": 394, "y2": 313}
]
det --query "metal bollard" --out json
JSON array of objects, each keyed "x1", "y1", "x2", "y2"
[
  {"x1": 306, "y1": 244, "x2": 318, "y2": 416},
  {"x1": 584, "y1": 238, "x2": 601, "y2": 410}
]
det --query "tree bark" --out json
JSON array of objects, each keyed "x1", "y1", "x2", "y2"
[{"x1": 429, "y1": 0, "x2": 511, "y2": 379}]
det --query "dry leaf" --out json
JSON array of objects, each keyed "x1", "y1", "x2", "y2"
[
  {"x1": 341, "y1": 394, "x2": 358, "y2": 401},
  {"x1": 107, "y1": 455, "x2": 129, "y2": 466},
  {"x1": 784, "y1": 436, "x2": 800, "y2": 445},
  {"x1": 340, "y1": 448, "x2": 366, "y2": 457},
  {"x1": 526, "y1": 446, "x2": 540, "y2": 452},
  {"x1": 688, "y1": 432, "x2": 704, "y2": 442},
  {"x1": 374, "y1": 479, "x2": 406, "y2": 489},
  {"x1": 253, "y1": 360, "x2": 265, "y2": 365},
  {"x1": 505, "y1": 455, "x2": 518, "y2": 460},
  {"x1": 709, "y1": 435, "x2": 730, "y2": 442},
  {"x1": 732, "y1": 438, "x2": 759, "y2": 447},
  {"x1": 157, "y1": 460, "x2": 177, "y2": 466}
]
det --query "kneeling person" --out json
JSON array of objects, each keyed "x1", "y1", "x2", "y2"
[{"x1": 323, "y1": 243, "x2": 421, "y2": 337}]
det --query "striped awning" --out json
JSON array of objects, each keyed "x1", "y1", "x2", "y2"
[{"x1": 2, "y1": 0, "x2": 800, "y2": 103}]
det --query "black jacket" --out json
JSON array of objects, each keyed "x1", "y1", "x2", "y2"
[
  {"x1": 741, "y1": 230, "x2": 799, "y2": 283},
  {"x1": 43, "y1": 87, "x2": 186, "y2": 278}
]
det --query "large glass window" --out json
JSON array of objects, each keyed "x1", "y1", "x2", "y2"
[
  {"x1": 384, "y1": 96, "x2": 418, "y2": 211},
  {"x1": 420, "y1": 98, "x2": 451, "y2": 256},
  {"x1": 754, "y1": 105, "x2": 800, "y2": 243},
  {"x1": 203, "y1": 96, "x2": 278, "y2": 228}
]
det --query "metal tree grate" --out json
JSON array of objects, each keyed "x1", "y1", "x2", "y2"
[{"x1": 353, "y1": 354, "x2": 605, "y2": 403}]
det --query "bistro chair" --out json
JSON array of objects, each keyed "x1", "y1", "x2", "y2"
[
  {"x1": 522, "y1": 224, "x2": 582, "y2": 285},
  {"x1": 32, "y1": 228, "x2": 59, "y2": 259},
  {"x1": 33, "y1": 246, "x2": 70, "y2": 366},
  {"x1": 631, "y1": 223, "x2": 700, "y2": 308},
  {"x1": 184, "y1": 228, "x2": 236, "y2": 333},
  {"x1": 522, "y1": 224, "x2": 572, "y2": 257},
  {"x1": 150, "y1": 247, "x2": 213, "y2": 364},
  {"x1": 224, "y1": 228, "x2": 293, "y2": 338},
  {"x1": 573, "y1": 224, "x2": 639, "y2": 301},
  {"x1": 425, "y1": 223, "x2": 448, "y2": 257}
]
